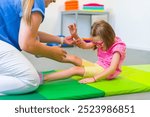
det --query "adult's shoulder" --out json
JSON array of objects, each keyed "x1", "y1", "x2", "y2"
[{"x1": 32, "y1": 0, "x2": 45, "y2": 22}]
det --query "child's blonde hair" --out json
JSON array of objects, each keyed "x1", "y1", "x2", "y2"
[
  {"x1": 91, "y1": 20, "x2": 116, "y2": 50},
  {"x1": 22, "y1": 0, "x2": 34, "y2": 25}
]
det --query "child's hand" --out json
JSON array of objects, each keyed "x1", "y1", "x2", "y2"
[
  {"x1": 74, "y1": 38, "x2": 86, "y2": 48},
  {"x1": 68, "y1": 24, "x2": 78, "y2": 39},
  {"x1": 74, "y1": 38, "x2": 82, "y2": 47},
  {"x1": 79, "y1": 77, "x2": 96, "y2": 84},
  {"x1": 64, "y1": 35, "x2": 74, "y2": 45}
]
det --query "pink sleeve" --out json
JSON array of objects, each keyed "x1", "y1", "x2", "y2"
[{"x1": 112, "y1": 44, "x2": 126, "y2": 59}]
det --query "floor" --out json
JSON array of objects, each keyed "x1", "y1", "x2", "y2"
[{"x1": 23, "y1": 47, "x2": 150, "y2": 100}]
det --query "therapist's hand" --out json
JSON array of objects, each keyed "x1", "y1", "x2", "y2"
[
  {"x1": 49, "y1": 46, "x2": 67, "y2": 62},
  {"x1": 64, "y1": 36, "x2": 74, "y2": 45}
]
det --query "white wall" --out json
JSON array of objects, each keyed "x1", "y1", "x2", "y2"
[
  {"x1": 113, "y1": 0, "x2": 150, "y2": 51},
  {"x1": 40, "y1": 0, "x2": 110, "y2": 35},
  {"x1": 40, "y1": 0, "x2": 150, "y2": 51}
]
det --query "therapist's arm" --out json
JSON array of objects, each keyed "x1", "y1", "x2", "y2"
[{"x1": 19, "y1": 12, "x2": 67, "y2": 62}]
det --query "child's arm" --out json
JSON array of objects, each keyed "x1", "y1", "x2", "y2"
[
  {"x1": 74, "y1": 38, "x2": 94, "y2": 49},
  {"x1": 68, "y1": 24, "x2": 94, "y2": 49},
  {"x1": 79, "y1": 52, "x2": 120, "y2": 83}
]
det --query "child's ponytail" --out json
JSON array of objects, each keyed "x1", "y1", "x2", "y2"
[{"x1": 22, "y1": 0, "x2": 34, "y2": 26}]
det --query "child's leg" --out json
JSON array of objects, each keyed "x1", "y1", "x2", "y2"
[
  {"x1": 79, "y1": 63, "x2": 104, "y2": 84},
  {"x1": 44, "y1": 66, "x2": 85, "y2": 81},
  {"x1": 62, "y1": 54, "x2": 82, "y2": 66}
]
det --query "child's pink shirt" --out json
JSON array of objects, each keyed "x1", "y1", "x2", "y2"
[{"x1": 96, "y1": 37, "x2": 126, "y2": 79}]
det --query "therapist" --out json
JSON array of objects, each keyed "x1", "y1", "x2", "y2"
[{"x1": 0, "y1": 0, "x2": 73, "y2": 95}]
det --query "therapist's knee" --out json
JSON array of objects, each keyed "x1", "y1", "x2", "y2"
[{"x1": 23, "y1": 72, "x2": 41, "y2": 91}]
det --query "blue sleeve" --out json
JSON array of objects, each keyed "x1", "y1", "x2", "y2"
[
  {"x1": 19, "y1": 0, "x2": 45, "y2": 22},
  {"x1": 32, "y1": 0, "x2": 45, "y2": 22}
]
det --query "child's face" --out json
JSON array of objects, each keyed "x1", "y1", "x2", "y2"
[{"x1": 92, "y1": 36, "x2": 103, "y2": 48}]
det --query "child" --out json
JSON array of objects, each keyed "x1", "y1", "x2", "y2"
[{"x1": 44, "y1": 20, "x2": 126, "y2": 84}]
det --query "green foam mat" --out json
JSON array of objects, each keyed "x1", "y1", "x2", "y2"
[
  {"x1": 121, "y1": 66, "x2": 150, "y2": 86},
  {"x1": 0, "y1": 70, "x2": 104, "y2": 100},
  {"x1": 88, "y1": 66, "x2": 150, "y2": 96},
  {"x1": 88, "y1": 76, "x2": 150, "y2": 96},
  {"x1": 129, "y1": 64, "x2": 150, "y2": 72},
  {"x1": 0, "y1": 92, "x2": 46, "y2": 100},
  {"x1": 37, "y1": 78, "x2": 104, "y2": 100},
  {"x1": 0, "y1": 65, "x2": 150, "y2": 100}
]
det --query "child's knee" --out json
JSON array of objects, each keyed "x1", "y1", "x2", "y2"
[
  {"x1": 21, "y1": 74, "x2": 40, "y2": 93},
  {"x1": 70, "y1": 66, "x2": 84, "y2": 75},
  {"x1": 30, "y1": 73, "x2": 40, "y2": 86}
]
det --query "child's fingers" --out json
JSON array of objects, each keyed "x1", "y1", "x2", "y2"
[
  {"x1": 68, "y1": 25, "x2": 71, "y2": 29},
  {"x1": 74, "y1": 41, "x2": 80, "y2": 46},
  {"x1": 68, "y1": 25, "x2": 74, "y2": 30},
  {"x1": 79, "y1": 80, "x2": 85, "y2": 84},
  {"x1": 73, "y1": 23, "x2": 77, "y2": 28},
  {"x1": 79, "y1": 79, "x2": 87, "y2": 84},
  {"x1": 75, "y1": 40, "x2": 82, "y2": 45},
  {"x1": 79, "y1": 78, "x2": 95, "y2": 84}
]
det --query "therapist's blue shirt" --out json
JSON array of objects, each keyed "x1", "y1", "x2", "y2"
[{"x1": 0, "y1": 0, "x2": 45, "y2": 50}]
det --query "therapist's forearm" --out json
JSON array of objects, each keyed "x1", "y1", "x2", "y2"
[{"x1": 38, "y1": 31, "x2": 61, "y2": 43}]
